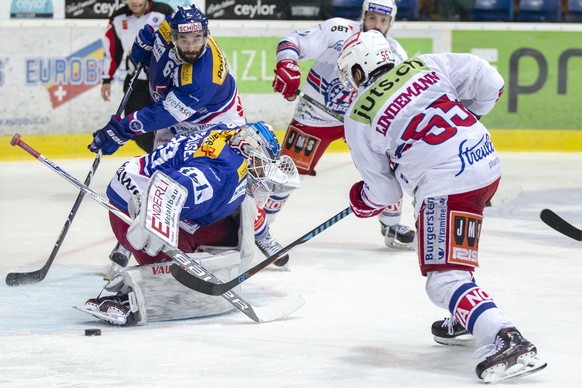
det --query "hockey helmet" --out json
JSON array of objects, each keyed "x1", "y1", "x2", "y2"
[
  {"x1": 361, "y1": 0, "x2": 397, "y2": 35},
  {"x1": 169, "y1": 5, "x2": 209, "y2": 37},
  {"x1": 337, "y1": 30, "x2": 396, "y2": 91},
  {"x1": 231, "y1": 122, "x2": 299, "y2": 207}
]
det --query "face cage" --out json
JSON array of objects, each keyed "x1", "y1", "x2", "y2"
[{"x1": 245, "y1": 149, "x2": 278, "y2": 208}]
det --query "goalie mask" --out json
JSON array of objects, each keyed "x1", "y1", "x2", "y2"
[
  {"x1": 231, "y1": 122, "x2": 300, "y2": 208},
  {"x1": 337, "y1": 30, "x2": 396, "y2": 91},
  {"x1": 169, "y1": 5, "x2": 209, "y2": 64}
]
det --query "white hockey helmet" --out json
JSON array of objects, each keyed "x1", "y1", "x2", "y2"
[
  {"x1": 361, "y1": 0, "x2": 398, "y2": 33},
  {"x1": 337, "y1": 30, "x2": 396, "y2": 91}
]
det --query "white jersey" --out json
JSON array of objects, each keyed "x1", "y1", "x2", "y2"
[
  {"x1": 276, "y1": 18, "x2": 407, "y2": 127},
  {"x1": 344, "y1": 53, "x2": 504, "y2": 214}
]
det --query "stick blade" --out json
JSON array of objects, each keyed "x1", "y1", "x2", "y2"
[
  {"x1": 5, "y1": 270, "x2": 46, "y2": 286},
  {"x1": 540, "y1": 208, "x2": 582, "y2": 241}
]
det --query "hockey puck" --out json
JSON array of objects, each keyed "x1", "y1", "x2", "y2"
[{"x1": 85, "y1": 329, "x2": 101, "y2": 336}]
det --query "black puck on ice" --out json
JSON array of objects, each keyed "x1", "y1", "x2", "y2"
[{"x1": 85, "y1": 329, "x2": 101, "y2": 336}]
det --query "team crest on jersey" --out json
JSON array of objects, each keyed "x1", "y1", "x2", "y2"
[{"x1": 306, "y1": 70, "x2": 354, "y2": 113}]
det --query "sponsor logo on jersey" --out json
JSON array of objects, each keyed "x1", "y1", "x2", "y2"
[
  {"x1": 350, "y1": 58, "x2": 431, "y2": 126},
  {"x1": 452, "y1": 284, "x2": 495, "y2": 333},
  {"x1": 158, "y1": 20, "x2": 172, "y2": 44},
  {"x1": 422, "y1": 196, "x2": 447, "y2": 265},
  {"x1": 194, "y1": 130, "x2": 229, "y2": 159},
  {"x1": 181, "y1": 64, "x2": 193, "y2": 86},
  {"x1": 163, "y1": 90, "x2": 196, "y2": 121},
  {"x1": 448, "y1": 210, "x2": 482, "y2": 267},
  {"x1": 229, "y1": 179, "x2": 247, "y2": 204},
  {"x1": 208, "y1": 37, "x2": 227, "y2": 85},
  {"x1": 456, "y1": 134, "x2": 496, "y2": 176}
]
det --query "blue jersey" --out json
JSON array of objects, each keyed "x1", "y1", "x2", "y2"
[
  {"x1": 107, "y1": 128, "x2": 248, "y2": 228},
  {"x1": 120, "y1": 18, "x2": 246, "y2": 135}
]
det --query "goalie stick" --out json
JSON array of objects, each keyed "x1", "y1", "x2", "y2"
[
  {"x1": 296, "y1": 89, "x2": 344, "y2": 122},
  {"x1": 11, "y1": 134, "x2": 303, "y2": 323},
  {"x1": 540, "y1": 208, "x2": 582, "y2": 241},
  {"x1": 171, "y1": 207, "x2": 353, "y2": 296},
  {"x1": 6, "y1": 65, "x2": 143, "y2": 287}
]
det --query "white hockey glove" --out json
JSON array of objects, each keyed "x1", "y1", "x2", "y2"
[{"x1": 126, "y1": 171, "x2": 188, "y2": 256}]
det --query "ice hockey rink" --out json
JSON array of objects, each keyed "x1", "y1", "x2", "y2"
[{"x1": 1, "y1": 150, "x2": 581, "y2": 387}]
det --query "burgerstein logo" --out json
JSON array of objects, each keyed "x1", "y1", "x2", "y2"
[{"x1": 178, "y1": 22, "x2": 202, "y2": 33}]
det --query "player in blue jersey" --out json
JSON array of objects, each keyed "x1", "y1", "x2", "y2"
[
  {"x1": 88, "y1": 4, "x2": 245, "y2": 156},
  {"x1": 78, "y1": 121, "x2": 300, "y2": 326}
]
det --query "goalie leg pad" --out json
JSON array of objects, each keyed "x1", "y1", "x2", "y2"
[{"x1": 120, "y1": 250, "x2": 243, "y2": 323}]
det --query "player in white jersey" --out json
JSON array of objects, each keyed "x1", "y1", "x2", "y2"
[
  {"x1": 338, "y1": 30, "x2": 546, "y2": 383},
  {"x1": 267, "y1": 0, "x2": 414, "y2": 268},
  {"x1": 101, "y1": 0, "x2": 173, "y2": 153}
]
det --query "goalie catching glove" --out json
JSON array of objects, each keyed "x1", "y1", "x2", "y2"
[{"x1": 126, "y1": 171, "x2": 188, "y2": 256}]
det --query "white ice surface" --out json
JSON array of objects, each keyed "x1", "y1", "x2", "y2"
[{"x1": 1, "y1": 151, "x2": 581, "y2": 387}]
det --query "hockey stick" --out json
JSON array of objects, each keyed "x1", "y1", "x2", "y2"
[
  {"x1": 171, "y1": 206, "x2": 353, "y2": 296},
  {"x1": 540, "y1": 208, "x2": 582, "y2": 241},
  {"x1": 5, "y1": 65, "x2": 143, "y2": 287},
  {"x1": 10, "y1": 134, "x2": 303, "y2": 323},
  {"x1": 296, "y1": 89, "x2": 345, "y2": 122}
]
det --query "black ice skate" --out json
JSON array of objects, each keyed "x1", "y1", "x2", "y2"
[
  {"x1": 475, "y1": 327, "x2": 547, "y2": 383},
  {"x1": 74, "y1": 293, "x2": 137, "y2": 326},
  {"x1": 380, "y1": 222, "x2": 415, "y2": 250},
  {"x1": 256, "y1": 233, "x2": 289, "y2": 268},
  {"x1": 431, "y1": 316, "x2": 471, "y2": 346}
]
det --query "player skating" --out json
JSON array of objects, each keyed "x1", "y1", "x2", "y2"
[
  {"x1": 100, "y1": 0, "x2": 173, "y2": 153},
  {"x1": 267, "y1": 0, "x2": 414, "y2": 267},
  {"x1": 338, "y1": 30, "x2": 546, "y2": 383}
]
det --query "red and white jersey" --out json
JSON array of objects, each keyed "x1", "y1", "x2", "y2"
[
  {"x1": 102, "y1": 2, "x2": 173, "y2": 82},
  {"x1": 276, "y1": 17, "x2": 407, "y2": 127},
  {"x1": 344, "y1": 53, "x2": 505, "y2": 215}
]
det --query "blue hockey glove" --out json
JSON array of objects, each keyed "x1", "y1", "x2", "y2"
[
  {"x1": 129, "y1": 25, "x2": 155, "y2": 69},
  {"x1": 88, "y1": 115, "x2": 132, "y2": 155}
]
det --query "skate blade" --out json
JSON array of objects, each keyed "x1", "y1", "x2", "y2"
[
  {"x1": 433, "y1": 334, "x2": 474, "y2": 346},
  {"x1": 482, "y1": 355, "x2": 547, "y2": 383},
  {"x1": 73, "y1": 305, "x2": 127, "y2": 325}
]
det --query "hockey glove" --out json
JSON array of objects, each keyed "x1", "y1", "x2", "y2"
[
  {"x1": 88, "y1": 115, "x2": 133, "y2": 155},
  {"x1": 129, "y1": 25, "x2": 155, "y2": 69},
  {"x1": 349, "y1": 181, "x2": 385, "y2": 218},
  {"x1": 126, "y1": 171, "x2": 188, "y2": 257},
  {"x1": 272, "y1": 59, "x2": 301, "y2": 101}
]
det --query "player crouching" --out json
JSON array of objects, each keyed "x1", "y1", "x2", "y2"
[{"x1": 75, "y1": 122, "x2": 300, "y2": 325}]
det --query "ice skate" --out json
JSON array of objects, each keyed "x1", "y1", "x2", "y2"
[
  {"x1": 75, "y1": 293, "x2": 136, "y2": 326},
  {"x1": 256, "y1": 233, "x2": 289, "y2": 269},
  {"x1": 431, "y1": 316, "x2": 472, "y2": 346},
  {"x1": 97, "y1": 243, "x2": 132, "y2": 280},
  {"x1": 475, "y1": 327, "x2": 547, "y2": 383},
  {"x1": 380, "y1": 222, "x2": 415, "y2": 250}
]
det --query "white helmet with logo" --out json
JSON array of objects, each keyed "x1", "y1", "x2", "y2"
[
  {"x1": 337, "y1": 30, "x2": 396, "y2": 91},
  {"x1": 362, "y1": 0, "x2": 398, "y2": 21}
]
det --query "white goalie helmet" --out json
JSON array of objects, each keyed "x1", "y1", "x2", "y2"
[
  {"x1": 230, "y1": 122, "x2": 300, "y2": 208},
  {"x1": 337, "y1": 30, "x2": 396, "y2": 91}
]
